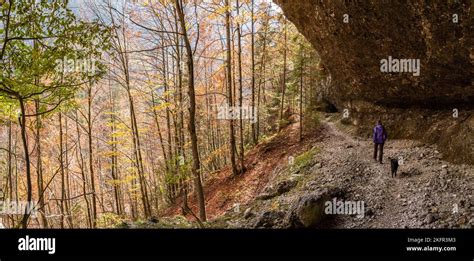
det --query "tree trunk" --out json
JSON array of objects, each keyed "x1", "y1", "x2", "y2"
[
  {"x1": 34, "y1": 100, "x2": 48, "y2": 228},
  {"x1": 59, "y1": 113, "x2": 65, "y2": 228},
  {"x1": 225, "y1": 0, "x2": 239, "y2": 176},
  {"x1": 6, "y1": 110, "x2": 13, "y2": 228},
  {"x1": 299, "y1": 46, "x2": 305, "y2": 142},
  {"x1": 175, "y1": 0, "x2": 206, "y2": 221},
  {"x1": 87, "y1": 83, "x2": 98, "y2": 227},
  {"x1": 75, "y1": 111, "x2": 92, "y2": 228},
  {"x1": 236, "y1": 0, "x2": 245, "y2": 172},
  {"x1": 18, "y1": 97, "x2": 32, "y2": 229},
  {"x1": 250, "y1": 0, "x2": 257, "y2": 144},
  {"x1": 279, "y1": 22, "x2": 288, "y2": 132}
]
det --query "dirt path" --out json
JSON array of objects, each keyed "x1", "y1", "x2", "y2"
[
  {"x1": 316, "y1": 118, "x2": 473, "y2": 228},
  {"x1": 324, "y1": 120, "x2": 404, "y2": 227},
  {"x1": 163, "y1": 115, "x2": 472, "y2": 229}
]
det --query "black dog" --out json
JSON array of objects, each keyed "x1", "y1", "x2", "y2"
[{"x1": 389, "y1": 157, "x2": 399, "y2": 178}]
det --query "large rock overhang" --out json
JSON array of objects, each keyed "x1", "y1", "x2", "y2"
[{"x1": 274, "y1": 0, "x2": 473, "y2": 109}]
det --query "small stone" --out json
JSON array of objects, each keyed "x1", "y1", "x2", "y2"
[
  {"x1": 442, "y1": 164, "x2": 448, "y2": 169},
  {"x1": 425, "y1": 214, "x2": 436, "y2": 224},
  {"x1": 148, "y1": 217, "x2": 159, "y2": 223},
  {"x1": 315, "y1": 163, "x2": 322, "y2": 168},
  {"x1": 458, "y1": 216, "x2": 467, "y2": 225},
  {"x1": 469, "y1": 218, "x2": 474, "y2": 225},
  {"x1": 366, "y1": 209, "x2": 374, "y2": 216}
]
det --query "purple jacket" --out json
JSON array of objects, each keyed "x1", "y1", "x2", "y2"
[{"x1": 373, "y1": 124, "x2": 387, "y2": 144}]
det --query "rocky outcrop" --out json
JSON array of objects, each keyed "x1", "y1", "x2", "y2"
[
  {"x1": 212, "y1": 118, "x2": 473, "y2": 229},
  {"x1": 284, "y1": 187, "x2": 344, "y2": 228},
  {"x1": 274, "y1": 0, "x2": 474, "y2": 164},
  {"x1": 256, "y1": 179, "x2": 298, "y2": 200},
  {"x1": 274, "y1": 0, "x2": 473, "y2": 108}
]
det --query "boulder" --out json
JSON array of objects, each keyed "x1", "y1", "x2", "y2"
[
  {"x1": 254, "y1": 211, "x2": 285, "y2": 228},
  {"x1": 284, "y1": 187, "x2": 344, "y2": 228},
  {"x1": 256, "y1": 179, "x2": 298, "y2": 200}
]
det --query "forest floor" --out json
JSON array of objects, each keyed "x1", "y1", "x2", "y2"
[
  {"x1": 162, "y1": 117, "x2": 323, "y2": 220},
  {"x1": 160, "y1": 113, "x2": 473, "y2": 229}
]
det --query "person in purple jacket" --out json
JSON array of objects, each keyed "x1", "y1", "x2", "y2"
[{"x1": 373, "y1": 120, "x2": 387, "y2": 164}]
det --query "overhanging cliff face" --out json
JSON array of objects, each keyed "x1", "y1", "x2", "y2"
[{"x1": 275, "y1": 0, "x2": 473, "y2": 108}]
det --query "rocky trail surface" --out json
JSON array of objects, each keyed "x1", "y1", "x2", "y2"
[{"x1": 209, "y1": 114, "x2": 473, "y2": 229}]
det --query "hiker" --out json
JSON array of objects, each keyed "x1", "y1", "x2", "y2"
[{"x1": 373, "y1": 120, "x2": 387, "y2": 164}]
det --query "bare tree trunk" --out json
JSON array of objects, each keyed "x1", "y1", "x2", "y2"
[
  {"x1": 250, "y1": 0, "x2": 257, "y2": 145},
  {"x1": 299, "y1": 46, "x2": 305, "y2": 142},
  {"x1": 109, "y1": 84, "x2": 122, "y2": 215},
  {"x1": 127, "y1": 89, "x2": 152, "y2": 217},
  {"x1": 236, "y1": 0, "x2": 245, "y2": 172},
  {"x1": 59, "y1": 113, "x2": 65, "y2": 228},
  {"x1": 64, "y1": 115, "x2": 73, "y2": 227},
  {"x1": 75, "y1": 111, "x2": 92, "y2": 228},
  {"x1": 279, "y1": 22, "x2": 288, "y2": 132},
  {"x1": 34, "y1": 100, "x2": 48, "y2": 228},
  {"x1": 225, "y1": 0, "x2": 239, "y2": 176},
  {"x1": 6, "y1": 111, "x2": 13, "y2": 228},
  {"x1": 175, "y1": 0, "x2": 206, "y2": 221},
  {"x1": 18, "y1": 97, "x2": 32, "y2": 229},
  {"x1": 87, "y1": 83, "x2": 98, "y2": 228},
  {"x1": 256, "y1": 16, "x2": 269, "y2": 140}
]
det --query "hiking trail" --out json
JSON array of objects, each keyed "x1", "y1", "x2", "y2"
[{"x1": 163, "y1": 114, "x2": 473, "y2": 229}]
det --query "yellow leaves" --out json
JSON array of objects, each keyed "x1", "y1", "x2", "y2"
[
  {"x1": 110, "y1": 130, "x2": 128, "y2": 139},
  {"x1": 96, "y1": 213, "x2": 124, "y2": 228},
  {"x1": 208, "y1": 5, "x2": 229, "y2": 20},
  {"x1": 106, "y1": 178, "x2": 125, "y2": 187},
  {"x1": 101, "y1": 150, "x2": 120, "y2": 158},
  {"x1": 270, "y1": 200, "x2": 281, "y2": 211},
  {"x1": 202, "y1": 145, "x2": 226, "y2": 165},
  {"x1": 151, "y1": 102, "x2": 172, "y2": 112},
  {"x1": 124, "y1": 173, "x2": 139, "y2": 183}
]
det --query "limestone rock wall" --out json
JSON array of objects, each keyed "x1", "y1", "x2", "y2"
[{"x1": 275, "y1": 0, "x2": 473, "y2": 108}]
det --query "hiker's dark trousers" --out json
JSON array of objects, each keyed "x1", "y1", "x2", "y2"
[{"x1": 374, "y1": 142, "x2": 384, "y2": 163}]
